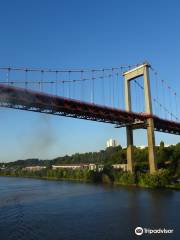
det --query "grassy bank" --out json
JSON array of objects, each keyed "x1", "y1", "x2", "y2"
[{"x1": 1, "y1": 168, "x2": 179, "y2": 190}]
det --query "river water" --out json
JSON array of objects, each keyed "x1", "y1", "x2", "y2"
[{"x1": 0, "y1": 177, "x2": 179, "y2": 240}]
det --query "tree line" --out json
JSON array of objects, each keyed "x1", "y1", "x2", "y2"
[{"x1": 0, "y1": 141, "x2": 179, "y2": 188}]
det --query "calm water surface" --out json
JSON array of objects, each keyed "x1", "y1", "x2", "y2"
[{"x1": 0, "y1": 177, "x2": 179, "y2": 240}]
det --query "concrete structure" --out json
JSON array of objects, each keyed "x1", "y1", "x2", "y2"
[
  {"x1": 112, "y1": 164, "x2": 127, "y2": 171},
  {"x1": 123, "y1": 63, "x2": 157, "y2": 174},
  {"x1": 52, "y1": 163, "x2": 128, "y2": 172},
  {"x1": 23, "y1": 166, "x2": 46, "y2": 171},
  {"x1": 52, "y1": 164, "x2": 103, "y2": 171},
  {"x1": 106, "y1": 139, "x2": 117, "y2": 148},
  {"x1": 89, "y1": 163, "x2": 96, "y2": 171},
  {"x1": 52, "y1": 164, "x2": 89, "y2": 170}
]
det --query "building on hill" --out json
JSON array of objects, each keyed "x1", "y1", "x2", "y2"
[
  {"x1": 52, "y1": 164, "x2": 126, "y2": 172},
  {"x1": 52, "y1": 164, "x2": 102, "y2": 171},
  {"x1": 106, "y1": 139, "x2": 117, "y2": 148},
  {"x1": 23, "y1": 166, "x2": 46, "y2": 171},
  {"x1": 52, "y1": 164, "x2": 90, "y2": 170}
]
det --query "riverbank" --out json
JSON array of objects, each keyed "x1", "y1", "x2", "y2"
[{"x1": 1, "y1": 168, "x2": 180, "y2": 190}]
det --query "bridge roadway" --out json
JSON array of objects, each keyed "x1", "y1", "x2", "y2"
[{"x1": 0, "y1": 84, "x2": 180, "y2": 135}]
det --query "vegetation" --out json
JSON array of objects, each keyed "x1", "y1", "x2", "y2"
[
  {"x1": 137, "y1": 169, "x2": 171, "y2": 188},
  {"x1": 0, "y1": 141, "x2": 180, "y2": 189}
]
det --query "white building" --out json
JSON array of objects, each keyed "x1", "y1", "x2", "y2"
[
  {"x1": 52, "y1": 164, "x2": 89, "y2": 170},
  {"x1": 23, "y1": 166, "x2": 47, "y2": 171},
  {"x1": 52, "y1": 164, "x2": 103, "y2": 171},
  {"x1": 89, "y1": 164, "x2": 96, "y2": 171},
  {"x1": 112, "y1": 164, "x2": 127, "y2": 172},
  {"x1": 106, "y1": 139, "x2": 117, "y2": 148}
]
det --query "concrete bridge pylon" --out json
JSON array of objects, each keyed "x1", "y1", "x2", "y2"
[{"x1": 123, "y1": 63, "x2": 157, "y2": 174}]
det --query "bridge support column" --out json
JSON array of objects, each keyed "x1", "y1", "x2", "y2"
[
  {"x1": 147, "y1": 118, "x2": 157, "y2": 173},
  {"x1": 126, "y1": 126, "x2": 134, "y2": 172},
  {"x1": 124, "y1": 68, "x2": 134, "y2": 172},
  {"x1": 144, "y1": 66, "x2": 157, "y2": 173}
]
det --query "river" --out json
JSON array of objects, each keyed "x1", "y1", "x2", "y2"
[{"x1": 0, "y1": 176, "x2": 179, "y2": 240}]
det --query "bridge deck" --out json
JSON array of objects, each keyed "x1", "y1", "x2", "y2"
[{"x1": 0, "y1": 84, "x2": 180, "y2": 135}]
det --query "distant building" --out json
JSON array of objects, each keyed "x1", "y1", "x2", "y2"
[
  {"x1": 0, "y1": 167, "x2": 6, "y2": 170},
  {"x1": 23, "y1": 166, "x2": 46, "y2": 171},
  {"x1": 52, "y1": 163, "x2": 127, "y2": 172},
  {"x1": 52, "y1": 163, "x2": 103, "y2": 171},
  {"x1": 52, "y1": 164, "x2": 89, "y2": 170},
  {"x1": 0, "y1": 164, "x2": 6, "y2": 170},
  {"x1": 112, "y1": 164, "x2": 127, "y2": 172},
  {"x1": 106, "y1": 139, "x2": 117, "y2": 148},
  {"x1": 89, "y1": 164, "x2": 96, "y2": 171},
  {"x1": 89, "y1": 164, "x2": 104, "y2": 172}
]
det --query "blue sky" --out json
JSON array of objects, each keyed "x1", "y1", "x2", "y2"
[{"x1": 0, "y1": 0, "x2": 180, "y2": 162}]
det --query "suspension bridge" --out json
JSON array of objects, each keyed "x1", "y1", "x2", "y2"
[{"x1": 0, "y1": 62, "x2": 179, "y2": 173}]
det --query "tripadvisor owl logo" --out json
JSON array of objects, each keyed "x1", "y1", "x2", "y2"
[{"x1": 135, "y1": 227, "x2": 143, "y2": 236}]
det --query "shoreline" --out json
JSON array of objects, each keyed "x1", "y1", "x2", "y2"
[{"x1": 1, "y1": 175, "x2": 179, "y2": 190}]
